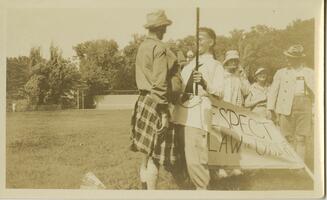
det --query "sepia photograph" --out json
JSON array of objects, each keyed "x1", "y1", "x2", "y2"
[{"x1": 0, "y1": 0, "x2": 325, "y2": 199}]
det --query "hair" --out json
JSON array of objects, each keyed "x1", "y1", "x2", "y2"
[{"x1": 199, "y1": 27, "x2": 217, "y2": 58}]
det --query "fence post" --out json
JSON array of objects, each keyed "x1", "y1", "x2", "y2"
[{"x1": 77, "y1": 89, "x2": 80, "y2": 109}]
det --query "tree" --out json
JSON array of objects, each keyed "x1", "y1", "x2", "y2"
[
  {"x1": 238, "y1": 19, "x2": 314, "y2": 82},
  {"x1": 283, "y1": 19, "x2": 314, "y2": 68},
  {"x1": 6, "y1": 56, "x2": 30, "y2": 100},
  {"x1": 24, "y1": 47, "x2": 49, "y2": 105},
  {"x1": 121, "y1": 34, "x2": 145, "y2": 90},
  {"x1": 24, "y1": 45, "x2": 80, "y2": 107},
  {"x1": 45, "y1": 45, "x2": 80, "y2": 106},
  {"x1": 74, "y1": 39, "x2": 125, "y2": 107}
]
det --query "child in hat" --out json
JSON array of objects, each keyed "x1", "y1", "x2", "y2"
[{"x1": 245, "y1": 67, "x2": 269, "y2": 117}]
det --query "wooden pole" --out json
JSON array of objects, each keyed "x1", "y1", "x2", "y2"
[
  {"x1": 77, "y1": 89, "x2": 80, "y2": 109},
  {"x1": 195, "y1": 7, "x2": 200, "y2": 95}
]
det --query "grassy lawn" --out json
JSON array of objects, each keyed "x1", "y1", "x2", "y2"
[{"x1": 6, "y1": 110, "x2": 313, "y2": 190}]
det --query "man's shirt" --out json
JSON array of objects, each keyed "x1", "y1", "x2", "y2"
[
  {"x1": 135, "y1": 36, "x2": 178, "y2": 105},
  {"x1": 172, "y1": 53, "x2": 224, "y2": 132}
]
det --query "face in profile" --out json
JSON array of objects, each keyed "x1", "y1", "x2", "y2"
[
  {"x1": 198, "y1": 31, "x2": 214, "y2": 55},
  {"x1": 153, "y1": 26, "x2": 167, "y2": 40}
]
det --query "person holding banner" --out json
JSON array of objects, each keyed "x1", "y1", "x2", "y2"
[
  {"x1": 219, "y1": 50, "x2": 251, "y2": 177},
  {"x1": 130, "y1": 10, "x2": 183, "y2": 190},
  {"x1": 172, "y1": 27, "x2": 224, "y2": 190},
  {"x1": 267, "y1": 44, "x2": 314, "y2": 162},
  {"x1": 222, "y1": 50, "x2": 251, "y2": 107},
  {"x1": 245, "y1": 67, "x2": 269, "y2": 117}
]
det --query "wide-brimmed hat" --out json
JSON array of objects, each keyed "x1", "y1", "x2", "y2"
[
  {"x1": 144, "y1": 10, "x2": 172, "y2": 29},
  {"x1": 283, "y1": 44, "x2": 305, "y2": 58},
  {"x1": 254, "y1": 67, "x2": 267, "y2": 76},
  {"x1": 223, "y1": 50, "x2": 240, "y2": 67}
]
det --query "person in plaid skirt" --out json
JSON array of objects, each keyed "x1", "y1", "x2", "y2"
[{"x1": 130, "y1": 10, "x2": 182, "y2": 190}]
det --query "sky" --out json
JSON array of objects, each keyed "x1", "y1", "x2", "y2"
[{"x1": 5, "y1": 0, "x2": 321, "y2": 59}]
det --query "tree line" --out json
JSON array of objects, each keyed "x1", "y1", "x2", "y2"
[{"x1": 6, "y1": 18, "x2": 314, "y2": 109}]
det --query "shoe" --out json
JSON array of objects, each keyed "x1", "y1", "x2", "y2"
[
  {"x1": 217, "y1": 169, "x2": 228, "y2": 178},
  {"x1": 141, "y1": 182, "x2": 147, "y2": 189},
  {"x1": 231, "y1": 169, "x2": 243, "y2": 176}
]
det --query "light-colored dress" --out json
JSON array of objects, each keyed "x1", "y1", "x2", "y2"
[
  {"x1": 246, "y1": 83, "x2": 269, "y2": 117},
  {"x1": 223, "y1": 70, "x2": 250, "y2": 107}
]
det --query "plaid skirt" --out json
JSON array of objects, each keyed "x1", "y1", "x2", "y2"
[{"x1": 130, "y1": 94, "x2": 179, "y2": 168}]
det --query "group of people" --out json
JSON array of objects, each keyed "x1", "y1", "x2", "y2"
[{"x1": 130, "y1": 10, "x2": 314, "y2": 190}]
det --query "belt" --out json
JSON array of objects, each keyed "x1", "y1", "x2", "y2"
[
  {"x1": 181, "y1": 92, "x2": 209, "y2": 103},
  {"x1": 139, "y1": 90, "x2": 150, "y2": 96}
]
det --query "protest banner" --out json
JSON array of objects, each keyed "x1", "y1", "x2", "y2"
[{"x1": 207, "y1": 97, "x2": 304, "y2": 169}]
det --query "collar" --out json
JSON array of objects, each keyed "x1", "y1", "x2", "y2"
[
  {"x1": 253, "y1": 82, "x2": 267, "y2": 90},
  {"x1": 287, "y1": 64, "x2": 305, "y2": 70},
  {"x1": 224, "y1": 70, "x2": 235, "y2": 77},
  {"x1": 199, "y1": 53, "x2": 214, "y2": 60},
  {"x1": 146, "y1": 35, "x2": 161, "y2": 42}
]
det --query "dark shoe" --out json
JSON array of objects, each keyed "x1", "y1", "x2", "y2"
[{"x1": 141, "y1": 182, "x2": 147, "y2": 189}]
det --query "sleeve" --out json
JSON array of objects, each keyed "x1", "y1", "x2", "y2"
[
  {"x1": 305, "y1": 68, "x2": 315, "y2": 97},
  {"x1": 240, "y1": 76, "x2": 251, "y2": 96},
  {"x1": 151, "y1": 45, "x2": 169, "y2": 107},
  {"x1": 167, "y1": 48, "x2": 183, "y2": 104},
  {"x1": 244, "y1": 87, "x2": 254, "y2": 108},
  {"x1": 206, "y1": 62, "x2": 224, "y2": 98},
  {"x1": 169, "y1": 64, "x2": 183, "y2": 104},
  {"x1": 267, "y1": 70, "x2": 281, "y2": 111}
]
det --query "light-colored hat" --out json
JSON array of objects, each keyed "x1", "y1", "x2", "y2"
[
  {"x1": 283, "y1": 44, "x2": 305, "y2": 58},
  {"x1": 144, "y1": 10, "x2": 172, "y2": 29},
  {"x1": 254, "y1": 67, "x2": 267, "y2": 76},
  {"x1": 223, "y1": 50, "x2": 240, "y2": 67}
]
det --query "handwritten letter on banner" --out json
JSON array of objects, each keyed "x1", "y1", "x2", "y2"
[{"x1": 208, "y1": 98, "x2": 304, "y2": 169}]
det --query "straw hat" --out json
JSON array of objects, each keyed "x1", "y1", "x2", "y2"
[
  {"x1": 283, "y1": 44, "x2": 305, "y2": 58},
  {"x1": 144, "y1": 10, "x2": 172, "y2": 29},
  {"x1": 254, "y1": 67, "x2": 267, "y2": 76},
  {"x1": 223, "y1": 50, "x2": 240, "y2": 67}
]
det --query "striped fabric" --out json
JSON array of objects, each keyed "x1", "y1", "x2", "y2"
[{"x1": 130, "y1": 94, "x2": 178, "y2": 168}]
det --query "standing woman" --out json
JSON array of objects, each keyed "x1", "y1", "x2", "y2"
[
  {"x1": 222, "y1": 50, "x2": 250, "y2": 107},
  {"x1": 219, "y1": 50, "x2": 250, "y2": 177},
  {"x1": 130, "y1": 10, "x2": 182, "y2": 189},
  {"x1": 245, "y1": 68, "x2": 269, "y2": 117}
]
